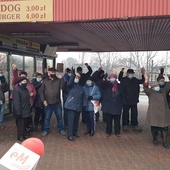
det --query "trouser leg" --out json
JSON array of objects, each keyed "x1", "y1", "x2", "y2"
[
  {"x1": 113, "y1": 115, "x2": 121, "y2": 135},
  {"x1": 67, "y1": 110, "x2": 76, "y2": 138},
  {"x1": 106, "y1": 113, "x2": 113, "y2": 135},
  {"x1": 122, "y1": 105, "x2": 130, "y2": 126},
  {"x1": 73, "y1": 111, "x2": 80, "y2": 134},
  {"x1": 131, "y1": 104, "x2": 138, "y2": 126}
]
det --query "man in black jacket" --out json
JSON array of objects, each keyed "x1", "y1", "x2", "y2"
[
  {"x1": 40, "y1": 68, "x2": 65, "y2": 136},
  {"x1": 119, "y1": 68, "x2": 145, "y2": 132}
]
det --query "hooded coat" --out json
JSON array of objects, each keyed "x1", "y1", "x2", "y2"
[{"x1": 144, "y1": 83, "x2": 170, "y2": 127}]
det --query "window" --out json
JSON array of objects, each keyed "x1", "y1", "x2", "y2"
[
  {"x1": 24, "y1": 56, "x2": 34, "y2": 78},
  {"x1": 36, "y1": 58, "x2": 43, "y2": 73},
  {"x1": 47, "y1": 59, "x2": 53, "y2": 69},
  {"x1": 11, "y1": 54, "x2": 23, "y2": 70}
]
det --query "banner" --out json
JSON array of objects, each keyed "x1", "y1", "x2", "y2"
[
  {"x1": 0, "y1": 34, "x2": 40, "y2": 53},
  {"x1": 0, "y1": 0, "x2": 53, "y2": 22}
]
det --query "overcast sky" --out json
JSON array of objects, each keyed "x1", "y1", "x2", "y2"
[{"x1": 56, "y1": 51, "x2": 169, "y2": 64}]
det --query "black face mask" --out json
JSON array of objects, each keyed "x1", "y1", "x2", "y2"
[
  {"x1": 50, "y1": 74, "x2": 56, "y2": 79},
  {"x1": 20, "y1": 83, "x2": 27, "y2": 89}
]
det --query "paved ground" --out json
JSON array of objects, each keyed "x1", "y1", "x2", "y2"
[{"x1": 1, "y1": 95, "x2": 170, "y2": 170}]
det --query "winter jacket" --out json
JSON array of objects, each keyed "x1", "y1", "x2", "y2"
[
  {"x1": 79, "y1": 66, "x2": 93, "y2": 86},
  {"x1": 13, "y1": 85, "x2": 31, "y2": 118},
  {"x1": 119, "y1": 71, "x2": 145, "y2": 105},
  {"x1": 101, "y1": 81, "x2": 123, "y2": 115},
  {"x1": 40, "y1": 77, "x2": 65, "y2": 105},
  {"x1": 83, "y1": 82, "x2": 101, "y2": 111},
  {"x1": 64, "y1": 74, "x2": 84, "y2": 112},
  {"x1": 144, "y1": 83, "x2": 170, "y2": 127},
  {"x1": 32, "y1": 80, "x2": 43, "y2": 108},
  {"x1": 12, "y1": 68, "x2": 37, "y2": 106}
]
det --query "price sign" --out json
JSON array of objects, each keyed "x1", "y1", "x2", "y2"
[{"x1": 0, "y1": 0, "x2": 53, "y2": 23}]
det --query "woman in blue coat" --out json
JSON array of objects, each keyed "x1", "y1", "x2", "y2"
[
  {"x1": 83, "y1": 77, "x2": 101, "y2": 136},
  {"x1": 64, "y1": 72, "x2": 84, "y2": 141},
  {"x1": 101, "y1": 74, "x2": 123, "y2": 137}
]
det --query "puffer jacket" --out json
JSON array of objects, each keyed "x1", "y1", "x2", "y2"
[
  {"x1": 83, "y1": 82, "x2": 101, "y2": 111},
  {"x1": 64, "y1": 74, "x2": 84, "y2": 112}
]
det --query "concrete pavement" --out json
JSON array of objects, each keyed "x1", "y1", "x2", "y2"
[{"x1": 0, "y1": 96, "x2": 170, "y2": 170}]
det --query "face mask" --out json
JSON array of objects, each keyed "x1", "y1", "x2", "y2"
[
  {"x1": 68, "y1": 73, "x2": 71, "y2": 77},
  {"x1": 86, "y1": 82, "x2": 92, "y2": 86},
  {"x1": 0, "y1": 74, "x2": 3, "y2": 77},
  {"x1": 159, "y1": 82, "x2": 165, "y2": 86},
  {"x1": 74, "y1": 78, "x2": 79, "y2": 84},
  {"x1": 128, "y1": 74, "x2": 134, "y2": 79},
  {"x1": 154, "y1": 86, "x2": 160, "y2": 92},
  {"x1": 21, "y1": 83, "x2": 27, "y2": 89},
  {"x1": 36, "y1": 78, "x2": 42, "y2": 82},
  {"x1": 110, "y1": 78, "x2": 116, "y2": 83},
  {"x1": 50, "y1": 74, "x2": 56, "y2": 79},
  {"x1": 33, "y1": 77, "x2": 36, "y2": 79}
]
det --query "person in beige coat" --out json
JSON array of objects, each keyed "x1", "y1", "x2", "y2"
[{"x1": 144, "y1": 81, "x2": 170, "y2": 149}]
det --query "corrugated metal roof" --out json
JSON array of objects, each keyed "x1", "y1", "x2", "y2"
[
  {"x1": 0, "y1": 17, "x2": 170, "y2": 52},
  {"x1": 54, "y1": 0, "x2": 170, "y2": 21}
]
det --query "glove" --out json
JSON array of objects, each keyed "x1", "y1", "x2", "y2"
[{"x1": 88, "y1": 96, "x2": 93, "y2": 100}]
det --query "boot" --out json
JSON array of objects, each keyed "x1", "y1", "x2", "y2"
[
  {"x1": 152, "y1": 131, "x2": 158, "y2": 146},
  {"x1": 162, "y1": 131, "x2": 169, "y2": 149}
]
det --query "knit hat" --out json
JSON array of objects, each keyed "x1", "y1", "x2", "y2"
[
  {"x1": 17, "y1": 77, "x2": 27, "y2": 83},
  {"x1": 151, "y1": 81, "x2": 159, "y2": 87},
  {"x1": 108, "y1": 74, "x2": 117, "y2": 79},
  {"x1": 87, "y1": 76, "x2": 93, "y2": 81}
]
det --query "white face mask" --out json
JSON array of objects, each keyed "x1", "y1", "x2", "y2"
[
  {"x1": 110, "y1": 78, "x2": 116, "y2": 82},
  {"x1": 154, "y1": 86, "x2": 160, "y2": 92},
  {"x1": 74, "y1": 78, "x2": 79, "y2": 84},
  {"x1": 128, "y1": 74, "x2": 134, "y2": 79},
  {"x1": 68, "y1": 73, "x2": 72, "y2": 77}
]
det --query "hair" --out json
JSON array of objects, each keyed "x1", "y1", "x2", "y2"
[
  {"x1": 157, "y1": 75, "x2": 165, "y2": 82},
  {"x1": 19, "y1": 71, "x2": 27, "y2": 76},
  {"x1": 77, "y1": 67, "x2": 82, "y2": 72},
  {"x1": 36, "y1": 73, "x2": 43, "y2": 77}
]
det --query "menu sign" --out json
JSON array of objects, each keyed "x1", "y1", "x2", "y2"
[
  {"x1": 0, "y1": 34, "x2": 40, "y2": 53},
  {"x1": 0, "y1": 0, "x2": 53, "y2": 22}
]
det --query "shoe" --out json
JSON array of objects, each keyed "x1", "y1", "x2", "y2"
[
  {"x1": 68, "y1": 136, "x2": 74, "y2": 141},
  {"x1": 89, "y1": 131, "x2": 94, "y2": 137},
  {"x1": 84, "y1": 130, "x2": 91, "y2": 135},
  {"x1": 132, "y1": 126, "x2": 142, "y2": 132},
  {"x1": 115, "y1": 133, "x2": 121, "y2": 137},
  {"x1": 73, "y1": 133, "x2": 80, "y2": 137},
  {"x1": 0, "y1": 124, "x2": 5, "y2": 130},
  {"x1": 42, "y1": 131, "x2": 48, "y2": 136},
  {"x1": 17, "y1": 137, "x2": 25, "y2": 142},
  {"x1": 153, "y1": 140, "x2": 158, "y2": 146},
  {"x1": 123, "y1": 126, "x2": 129, "y2": 132},
  {"x1": 162, "y1": 142, "x2": 169, "y2": 149},
  {"x1": 60, "y1": 130, "x2": 66, "y2": 136},
  {"x1": 105, "y1": 133, "x2": 111, "y2": 137}
]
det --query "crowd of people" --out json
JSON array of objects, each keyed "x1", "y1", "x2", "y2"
[{"x1": 0, "y1": 63, "x2": 170, "y2": 149}]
